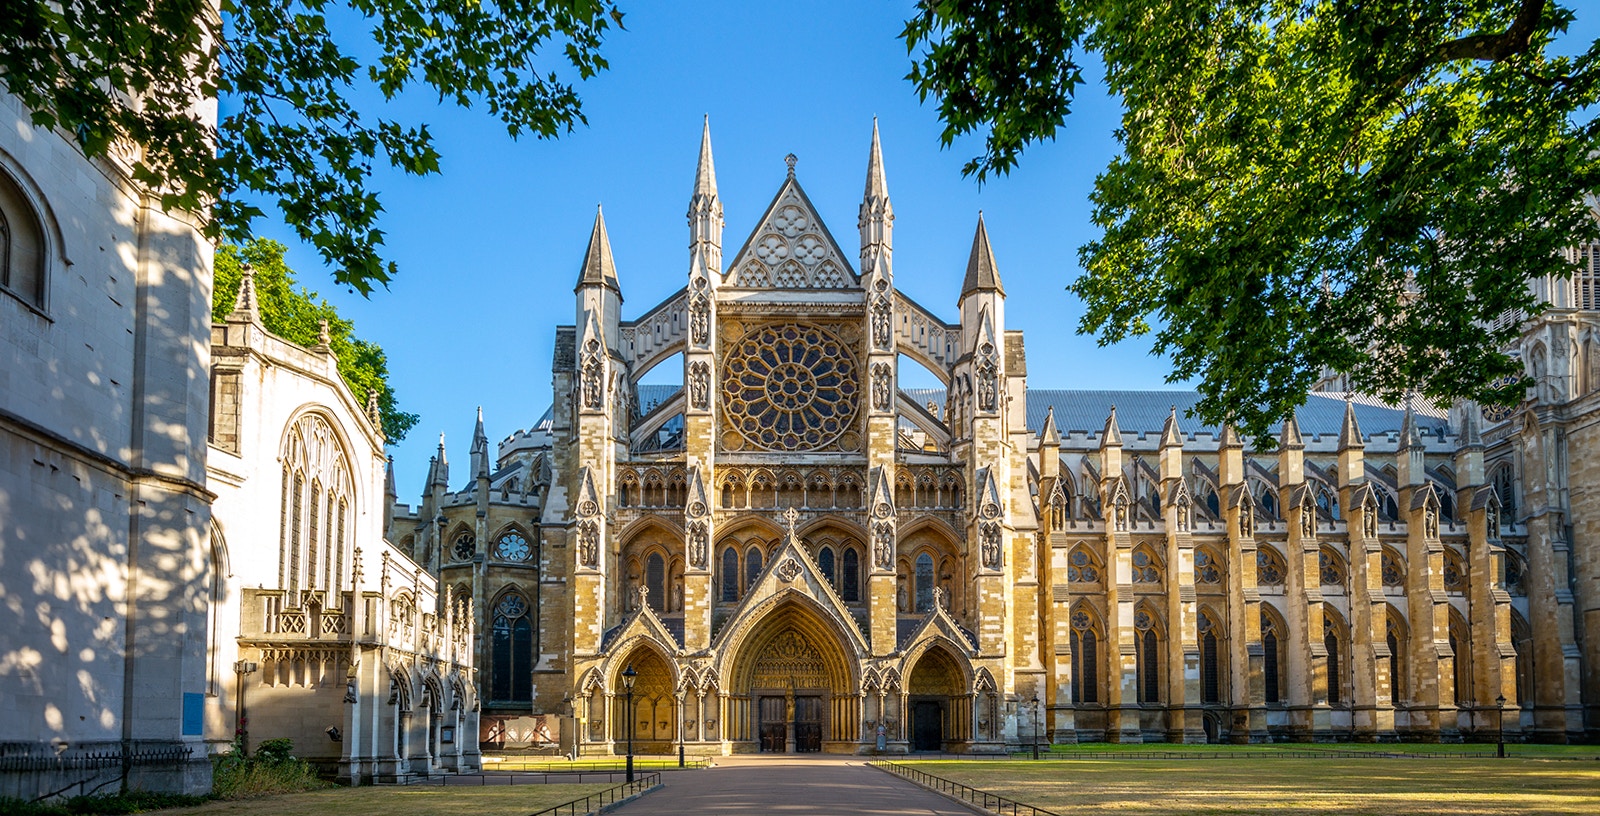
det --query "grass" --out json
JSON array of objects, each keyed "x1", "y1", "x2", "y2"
[
  {"x1": 1015, "y1": 742, "x2": 1600, "y2": 757},
  {"x1": 154, "y1": 784, "x2": 617, "y2": 816},
  {"x1": 897, "y1": 757, "x2": 1600, "y2": 816}
]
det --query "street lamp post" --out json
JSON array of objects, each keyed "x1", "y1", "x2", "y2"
[
  {"x1": 1031, "y1": 696, "x2": 1040, "y2": 761},
  {"x1": 1496, "y1": 694, "x2": 1506, "y2": 758},
  {"x1": 621, "y1": 664, "x2": 637, "y2": 783}
]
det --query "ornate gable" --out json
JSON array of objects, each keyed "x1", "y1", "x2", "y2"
[
  {"x1": 711, "y1": 509, "x2": 868, "y2": 657},
  {"x1": 725, "y1": 169, "x2": 858, "y2": 290}
]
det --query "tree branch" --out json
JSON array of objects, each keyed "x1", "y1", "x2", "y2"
[{"x1": 1433, "y1": 0, "x2": 1546, "y2": 63}]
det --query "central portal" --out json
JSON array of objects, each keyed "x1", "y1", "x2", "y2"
[{"x1": 757, "y1": 695, "x2": 824, "y2": 752}]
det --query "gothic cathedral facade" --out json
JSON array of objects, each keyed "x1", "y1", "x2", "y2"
[{"x1": 389, "y1": 122, "x2": 1599, "y2": 753}]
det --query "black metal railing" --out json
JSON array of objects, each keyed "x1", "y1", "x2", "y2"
[
  {"x1": 527, "y1": 772, "x2": 661, "y2": 816},
  {"x1": 871, "y1": 761, "x2": 1061, "y2": 816}
]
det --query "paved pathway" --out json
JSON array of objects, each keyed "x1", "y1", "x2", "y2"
[{"x1": 608, "y1": 755, "x2": 980, "y2": 815}]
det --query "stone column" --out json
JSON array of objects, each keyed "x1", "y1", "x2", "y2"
[{"x1": 1219, "y1": 426, "x2": 1266, "y2": 742}]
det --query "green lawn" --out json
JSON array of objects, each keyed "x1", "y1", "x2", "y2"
[
  {"x1": 159, "y1": 784, "x2": 617, "y2": 816},
  {"x1": 1016, "y1": 742, "x2": 1600, "y2": 757},
  {"x1": 897, "y1": 758, "x2": 1600, "y2": 816}
]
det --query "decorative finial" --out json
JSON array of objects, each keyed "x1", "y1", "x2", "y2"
[
  {"x1": 783, "y1": 506, "x2": 800, "y2": 539},
  {"x1": 366, "y1": 389, "x2": 382, "y2": 430},
  {"x1": 785, "y1": 153, "x2": 797, "y2": 179},
  {"x1": 318, "y1": 318, "x2": 331, "y2": 347}
]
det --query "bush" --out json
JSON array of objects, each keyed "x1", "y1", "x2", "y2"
[{"x1": 210, "y1": 739, "x2": 328, "y2": 800}]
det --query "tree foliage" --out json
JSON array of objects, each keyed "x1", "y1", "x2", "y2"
[
  {"x1": 2, "y1": 0, "x2": 622, "y2": 294},
  {"x1": 213, "y1": 238, "x2": 419, "y2": 441},
  {"x1": 905, "y1": 0, "x2": 1600, "y2": 440}
]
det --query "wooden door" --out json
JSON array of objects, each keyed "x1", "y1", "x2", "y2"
[
  {"x1": 758, "y1": 696, "x2": 786, "y2": 752},
  {"x1": 794, "y1": 696, "x2": 823, "y2": 752}
]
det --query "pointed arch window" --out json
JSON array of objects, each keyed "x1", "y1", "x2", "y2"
[
  {"x1": 1070, "y1": 608, "x2": 1099, "y2": 704},
  {"x1": 1194, "y1": 548, "x2": 1222, "y2": 585},
  {"x1": 1067, "y1": 545, "x2": 1101, "y2": 583},
  {"x1": 720, "y1": 546, "x2": 739, "y2": 602},
  {"x1": 745, "y1": 546, "x2": 764, "y2": 591},
  {"x1": 0, "y1": 166, "x2": 47, "y2": 308},
  {"x1": 841, "y1": 547, "x2": 861, "y2": 602},
  {"x1": 491, "y1": 591, "x2": 534, "y2": 703},
  {"x1": 818, "y1": 546, "x2": 836, "y2": 586},
  {"x1": 279, "y1": 413, "x2": 353, "y2": 601},
  {"x1": 1443, "y1": 548, "x2": 1468, "y2": 593},
  {"x1": 1135, "y1": 609, "x2": 1161, "y2": 703},
  {"x1": 1199, "y1": 610, "x2": 1221, "y2": 704},
  {"x1": 1319, "y1": 547, "x2": 1346, "y2": 588},
  {"x1": 1386, "y1": 607, "x2": 1408, "y2": 704},
  {"x1": 913, "y1": 552, "x2": 936, "y2": 613},
  {"x1": 1131, "y1": 545, "x2": 1161, "y2": 584},
  {"x1": 646, "y1": 553, "x2": 666, "y2": 613},
  {"x1": 1449, "y1": 611, "x2": 1472, "y2": 706},
  {"x1": 1262, "y1": 610, "x2": 1284, "y2": 703},
  {"x1": 1257, "y1": 547, "x2": 1287, "y2": 587},
  {"x1": 1324, "y1": 615, "x2": 1343, "y2": 704},
  {"x1": 1381, "y1": 550, "x2": 1405, "y2": 587}
]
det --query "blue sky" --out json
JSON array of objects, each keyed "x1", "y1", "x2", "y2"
[{"x1": 236, "y1": 2, "x2": 1600, "y2": 497}]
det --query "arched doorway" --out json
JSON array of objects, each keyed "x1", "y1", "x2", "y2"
[
  {"x1": 906, "y1": 646, "x2": 965, "y2": 752},
  {"x1": 725, "y1": 597, "x2": 858, "y2": 753},
  {"x1": 611, "y1": 646, "x2": 677, "y2": 754}
]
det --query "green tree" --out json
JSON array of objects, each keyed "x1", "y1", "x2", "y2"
[
  {"x1": 2, "y1": 0, "x2": 622, "y2": 295},
  {"x1": 905, "y1": 0, "x2": 1600, "y2": 440},
  {"x1": 213, "y1": 238, "x2": 419, "y2": 441}
]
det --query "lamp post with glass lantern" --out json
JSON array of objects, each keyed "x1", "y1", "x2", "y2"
[
  {"x1": 1031, "y1": 696, "x2": 1040, "y2": 760},
  {"x1": 622, "y1": 664, "x2": 637, "y2": 782},
  {"x1": 1496, "y1": 694, "x2": 1506, "y2": 758}
]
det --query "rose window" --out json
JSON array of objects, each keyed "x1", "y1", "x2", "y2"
[{"x1": 723, "y1": 323, "x2": 859, "y2": 451}]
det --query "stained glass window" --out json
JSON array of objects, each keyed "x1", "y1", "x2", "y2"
[
  {"x1": 1200, "y1": 613, "x2": 1220, "y2": 704},
  {"x1": 745, "y1": 547, "x2": 763, "y2": 591},
  {"x1": 1257, "y1": 548, "x2": 1286, "y2": 586},
  {"x1": 818, "y1": 547, "x2": 836, "y2": 586},
  {"x1": 721, "y1": 323, "x2": 860, "y2": 451},
  {"x1": 1071, "y1": 610, "x2": 1098, "y2": 704},
  {"x1": 1262, "y1": 611, "x2": 1282, "y2": 703},
  {"x1": 1444, "y1": 549, "x2": 1468, "y2": 592},
  {"x1": 646, "y1": 553, "x2": 665, "y2": 612},
  {"x1": 494, "y1": 531, "x2": 532, "y2": 562},
  {"x1": 491, "y1": 592, "x2": 533, "y2": 702},
  {"x1": 1325, "y1": 616, "x2": 1342, "y2": 704},
  {"x1": 1195, "y1": 549, "x2": 1221, "y2": 584},
  {"x1": 721, "y1": 547, "x2": 739, "y2": 602},
  {"x1": 915, "y1": 553, "x2": 935, "y2": 613},
  {"x1": 1319, "y1": 548, "x2": 1345, "y2": 587},
  {"x1": 453, "y1": 531, "x2": 476, "y2": 561},
  {"x1": 841, "y1": 548, "x2": 860, "y2": 602},
  {"x1": 1068, "y1": 547, "x2": 1100, "y2": 583},
  {"x1": 1132, "y1": 548, "x2": 1160, "y2": 583}
]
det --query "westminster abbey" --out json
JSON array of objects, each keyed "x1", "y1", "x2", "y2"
[
  {"x1": 386, "y1": 121, "x2": 1599, "y2": 753},
  {"x1": 6, "y1": 109, "x2": 1600, "y2": 801}
]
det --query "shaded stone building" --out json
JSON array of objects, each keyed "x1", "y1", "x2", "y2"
[{"x1": 394, "y1": 123, "x2": 1600, "y2": 751}]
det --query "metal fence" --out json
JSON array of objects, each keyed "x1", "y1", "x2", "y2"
[
  {"x1": 871, "y1": 761, "x2": 1061, "y2": 816},
  {"x1": 527, "y1": 772, "x2": 661, "y2": 816}
]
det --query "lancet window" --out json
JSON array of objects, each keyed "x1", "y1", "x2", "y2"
[
  {"x1": 490, "y1": 590, "x2": 534, "y2": 703},
  {"x1": 1262, "y1": 608, "x2": 1285, "y2": 703},
  {"x1": 278, "y1": 413, "x2": 353, "y2": 602},
  {"x1": 1070, "y1": 607, "x2": 1100, "y2": 704},
  {"x1": 1135, "y1": 608, "x2": 1161, "y2": 703},
  {"x1": 1199, "y1": 609, "x2": 1222, "y2": 704}
]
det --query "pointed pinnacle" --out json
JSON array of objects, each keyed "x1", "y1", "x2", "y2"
[
  {"x1": 1219, "y1": 424, "x2": 1242, "y2": 449},
  {"x1": 693, "y1": 116, "x2": 718, "y2": 202},
  {"x1": 1281, "y1": 412, "x2": 1304, "y2": 449},
  {"x1": 1338, "y1": 397, "x2": 1364, "y2": 450},
  {"x1": 1160, "y1": 405, "x2": 1183, "y2": 448},
  {"x1": 230, "y1": 262, "x2": 260, "y2": 322},
  {"x1": 576, "y1": 204, "x2": 621, "y2": 294},
  {"x1": 961, "y1": 212, "x2": 1004, "y2": 298},
  {"x1": 1039, "y1": 406, "x2": 1061, "y2": 447},
  {"x1": 1101, "y1": 405, "x2": 1123, "y2": 447},
  {"x1": 864, "y1": 117, "x2": 889, "y2": 204}
]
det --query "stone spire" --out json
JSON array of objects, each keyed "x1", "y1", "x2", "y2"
[
  {"x1": 689, "y1": 117, "x2": 724, "y2": 267},
  {"x1": 1280, "y1": 411, "x2": 1304, "y2": 449},
  {"x1": 470, "y1": 406, "x2": 489, "y2": 480},
  {"x1": 1100, "y1": 405, "x2": 1123, "y2": 448},
  {"x1": 575, "y1": 205, "x2": 621, "y2": 296},
  {"x1": 229, "y1": 262, "x2": 260, "y2": 323},
  {"x1": 960, "y1": 213, "x2": 1005, "y2": 299},
  {"x1": 1398, "y1": 401, "x2": 1425, "y2": 487},
  {"x1": 859, "y1": 118, "x2": 893, "y2": 254},
  {"x1": 1338, "y1": 397, "x2": 1364, "y2": 450},
  {"x1": 428, "y1": 432, "x2": 449, "y2": 489},
  {"x1": 1039, "y1": 405, "x2": 1061, "y2": 447},
  {"x1": 1160, "y1": 405, "x2": 1183, "y2": 449},
  {"x1": 1336, "y1": 399, "x2": 1365, "y2": 488},
  {"x1": 1099, "y1": 405, "x2": 1123, "y2": 478}
]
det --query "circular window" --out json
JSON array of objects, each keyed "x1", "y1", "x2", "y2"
[
  {"x1": 452, "y1": 532, "x2": 476, "y2": 561},
  {"x1": 495, "y1": 532, "x2": 532, "y2": 562},
  {"x1": 721, "y1": 323, "x2": 859, "y2": 451}
]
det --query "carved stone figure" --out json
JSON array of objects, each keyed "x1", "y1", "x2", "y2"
[
  {"x1": 690, "y1": 278, "x2": 711, "y2": 346},
  {"x1": 578, "y1": 520, "x2": 599, "y2": 568},
  {"x1": 980, "y1": 522, "x2": 1001, "y2": 569},
  {"x1": 689, "y1": 361, "x2": 710, "y2": 410},
  {"x1": 871, "y1": 290, "x2": 892, "y2": 349},
  {"x1": 688, "y1": 522, "x2": 708, "y2": 569},
  {"x1": 872, "y1": 363, "x2": 892, "y2": 412},
  {"x1": 873, "y1": 521, "x2": 894, "y2": 570}
]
